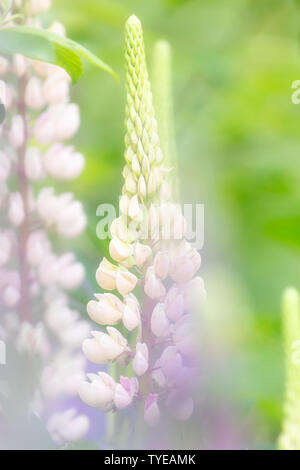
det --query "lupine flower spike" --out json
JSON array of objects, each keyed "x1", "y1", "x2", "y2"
[
  {"x1": 80, "y1": 14, "x2": 206, "y2": 432},
  {"x1": 278, "y1": 288, "x2": 300, "y2": 450},
  {"x1": 0, "y1": 0, "x2": 89, "y2": 445}
]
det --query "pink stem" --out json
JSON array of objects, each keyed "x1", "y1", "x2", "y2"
[{"x1": 17, "y1": 75, "x2": 31, "y2": 323}]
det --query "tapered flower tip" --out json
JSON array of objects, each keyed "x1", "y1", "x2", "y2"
[{"x1": 126, "y1": 14, "x2": 142, "y2": 29}]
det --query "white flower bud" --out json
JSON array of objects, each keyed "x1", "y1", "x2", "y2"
[
  {"x1": 87, "y1": 293, "x2": 124, "y2": 326},
  {"x1": 3, "y1": 285, "x2": 20, "y2": 307},
  {"x1": 44, "y1": 144, "x2": 85, "y2": 180},
  {"x1": 27, "y1": 230, "x2": 50, "y2": 266},
  {"x1": 36, "y1": 187, "x2": 59, "y2": 224},
  {"x1": 47, "y1": 409, "x2": 89, "y2": 445},
  {"x1": 96, "y1": 258, "x2": 117, "y2": 291},
  {"x1": 58, "y1": 259, "x2": 85, "y2": 290},
  {"x1": 16, "y1": 322, "x2": 50, "y2": 358},
  {"x1": 138, "y1": 174, "x2": 147, "y2": 198},
  {"x1": 132, "y1": 342, "x2": 148, "y2": 376},
  {"x1": 43, "y1": 73, "x2": 69, "y2": 105},
  {"x1": 82, "y1": 327, "x2": 127, "y2": 364},
  {"x1": 144, "y1": 394, "x2": 160, "y2": 426},
  {"x1": 9, "y1": 115, "x2": 24, "y2": 148},
  {"x1": 109, "y1": 237, "x2": 132, "y2": 263},
  {"x1": 164, "y1": 286, "x2": 185, "y2": 321},
  {"x1": 170, "y1": 256, "x2": 196, "y2": 284},
  {"x1": 128, "y1": 195, "x2": 142, "y2": 220},
  {"x1": 154, "y1": 251, "x2": 169, "y2": 279},
  {"x1": 49, "y1": 21, "x2": 66, "y2": 37},
  {"x1": 185, "y1": 276, "x2": 206, "y2": 306},
  {"x1": 34, "y1": 111, "x2": 56, "y2": 145},
  {"x1": 30, "y1": 0, "x2": 51, "y2": 16},
  {"x1": 59, "y1": 320, "x2": 90, "y2": 349},
  {"x1": 122, "y1": 293, "x2": 140, "y2": 331},
  {"x1": 151, "y1": 302, "x2": 170, "y2": 338},
  {"x1": 13, "y1": 54, "x2": 27, "y2": 77},
  {"x1": 56, "y1": 200, "x2": 86, "y2": 238},
  {"x1": 8, "y1": 192, "x2": 24, "y2": 227},
  {"x1": 119, "y1": 194, "x2": 130, "y2": 215},
  {"x1": 25, "y1": 77, "x2": 45, "y2": 110},
  {"x1": 115, "y1": 270, "x2": 137, "y2": 295},
  {"x1": 125, "y1": 172, "x2": 137, "y2": 194},
  {"x1": 78, "y1": 372, "x2": 116, "y2": 411},
  {"x1": 53, "y1": 103, "x2": 80, "y2": 141},
  {"x1": 133, "y1": 241, "x2": 151, "y2": 267},
  {"x1": 144, "y1": 266, "x2": 166, "y2": 299},
  {"x1": 25, "y1": 147, "x2": 45, "y2": 180},
  {"x1": 38, "y1": 191, "x2": 87, "y2": 238},
  {"x1": 173, "y1": 316, "x2": 194, "y2": 357}
]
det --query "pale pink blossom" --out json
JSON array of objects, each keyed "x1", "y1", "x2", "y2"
[
  {"x1": 78, "y1": 372, "x2": 116, "y2": 410},
  {"x1": 9, "y1": 115, "x2": 24, "y2": 148},
  {"x1": 132, "y1": 342, "x2": 148, "y2": 376},
  {"x1": 8, "y1": 192, "x2": 24, "y2": 227},
  {"x1": 82, "y1": 327, "x2": 127, "y2": 364},
  {"x1": 144, "y1": 393, "x2": 160, "y2": 426},
  {"x1": 87, "y1": 293, "x2": 124, "y2": 326}
]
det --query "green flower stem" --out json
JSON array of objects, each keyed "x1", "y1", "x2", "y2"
[{"x1": 278, "y1": 287, "x2": 300, "y2": 450}]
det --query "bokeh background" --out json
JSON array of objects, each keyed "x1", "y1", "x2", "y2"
[{"x1": 42, "y1": 0, "x2": 300, "y2": 448}]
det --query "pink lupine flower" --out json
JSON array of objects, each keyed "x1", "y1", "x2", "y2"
[
  {"x1": 9, "y1": 115, "x2": 24, "y2": 148},
  {"x1": 80, "y1": 15, "x2": 204, "y2": 433},
  {"x1": 132, "y1": 343, "x2": 149, "y2": 376},
  {"x1": 25, "y1": 147, "x2": 45, "y2": 180},
  {"x1": 115, "y1": 270, "x2": 137, "y2": 295},
  {"x1": 87, "y1": 293, "x2": 124, "y2": 326},
  {"x1": 144, "y1": 266, "x2": 166, "y2": 299},
  {"x1": 122, "y1": 293, "x2": 140, "y2": 331},
  {"x1": 164, "y1": 286, "x2": 185, "y2": 322},
  {"x1": 166, "y1": 391, "x2": 194, "y2": 421},
  {"x1": 151, "y1": 302, "x2": 170, "y2": 338},
  {"x1": 154, "y1": 251, "x2": 170, "y2": 280},
  {"x1": 96, "y1": 258, "x2": 118, "y2": 290},
  {"x1": 0, "y1": 0, "x2": 91, "y2": 444},
  {"x1": 25, "y1": 76, "x2": 45, "y2": 110},
  {"x1": 47, "y1": 409, "x2": 89, "y2": 446},
  {"x1": 82, "y1": 327, "x2": 128, "y2": 364},
  {"x1": 144, "y1": 394, "x2": 160, "y2": 426},
  {"x1": 78, "y1": 372, "x2": 116, "y2": 410},
  {"x1": 8, "y1": 192, "x2": 24, "y2": 227},
  {"x1": 114, "y1": 376, "x2": 139, "y2": 409},
  {"x1": 43, "y1": 144, "x2": 84, "y2": 180}
]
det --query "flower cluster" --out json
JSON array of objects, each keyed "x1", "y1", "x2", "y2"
[
  {"x1": 0, "y1": 0, "x2": 89, "y2": 444},
  {"x1": 79, "y1": 15, "x2": 205, "y2": 427}
]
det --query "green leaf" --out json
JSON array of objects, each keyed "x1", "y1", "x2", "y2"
[{"x1": 0, "y1": 26, "x2": 118, "y2": 82}]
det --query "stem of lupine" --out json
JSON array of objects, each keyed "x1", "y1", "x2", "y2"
[
  {"x1": 278, "y1": 288, "x2": 300, "y2": 449},
  {"x1": 17, "y1": 74, "x2": 31, "y2": 323}
]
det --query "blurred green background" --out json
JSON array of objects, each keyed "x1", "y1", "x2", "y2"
[{"x1": 48, "y1": 0, "x2": 300, "y2": 448}]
